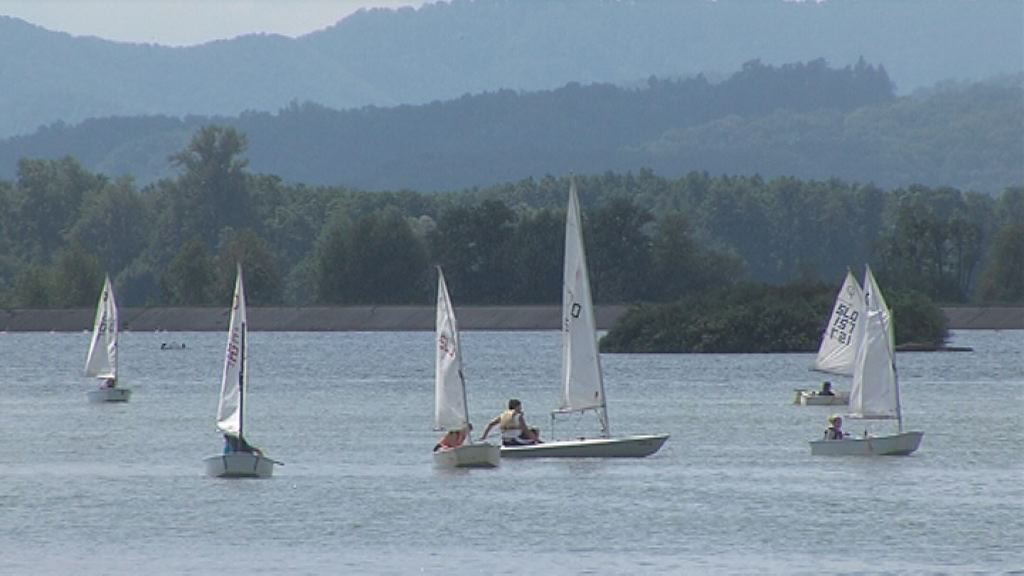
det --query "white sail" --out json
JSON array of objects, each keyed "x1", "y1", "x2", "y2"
[
  {"x1": 848, "y1": 307, "x2": 898, "y2": 420},
  {"x1": 848, "y1": 266, "x2": 898, "y2": 420},
  {"x1": 813, "y1": 270, "x2": 865, "y2": 375},
  {"x1": 216, "y1": 266, "x2": 247, "y2": 436},
  {"x1": 863, "y1": 264, "x2": 892, "y2": 345},
  {"x1": 560, "y1": 179, "x2": 608, "y2": 431},
  {"x1": 84, "y1": 275, "x2": 118, "y2": 380},
  {"x1": 435, "y1": 267, "x2": 469, "y2": 432}
]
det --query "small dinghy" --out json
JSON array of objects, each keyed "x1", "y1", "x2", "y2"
[
  {"x1": 796, "y1": 270, "x2": 865, "y2": 407},
  {"x1": 432, "y1": 267, "x2": 500, "y2": 469},
  {"x1": 503, "y1": 179, "x2": 668, "y2": 459},
  {"x1": 85, "y1": 275, "x2": 131, "y2": 403},
  {"x1": 810, "y1": 266, "x2": 923, "y2": 456},
  {"x1": 203, "y1": 266, "x2": 278, "y2": 478}
]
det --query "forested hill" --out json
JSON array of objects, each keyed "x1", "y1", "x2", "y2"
[
  {"x1": 1, "y1": 0, "x2": 1021, "y2": 139},
  {"x1": 1, "y1": 63, "x2": 1020, "y2": 194}
]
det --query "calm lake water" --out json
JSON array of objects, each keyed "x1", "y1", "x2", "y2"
[{"x1": 0, "y1": 329, "x2": 1021, "y2": 575}]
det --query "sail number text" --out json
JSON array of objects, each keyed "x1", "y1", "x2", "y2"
[
  {"x1": 438, "y1": 334, "x2": 456, "y2": 359},
  {"x1": 829, "y1": 303, "x2": 859, "y2": 345}
]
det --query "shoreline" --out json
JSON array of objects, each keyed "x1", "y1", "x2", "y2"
[{"x1": 0, "y1": 305, "x2": 1021, "y2": 332}]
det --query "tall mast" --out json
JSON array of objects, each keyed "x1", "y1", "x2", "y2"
[{"x1": 238, "y1": 321, "x2": 246, "y2": 439}]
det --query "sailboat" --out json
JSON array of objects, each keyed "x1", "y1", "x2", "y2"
[
  {"x1": 203, "y1": 266, "x2": 277, "y2": 478},
  {"x1": 432, "y1": 267, "x2": 501, "y2": 468},
  {"x1": 810, "y1": 265, "x2": 924, "y2": 456},
  {"x1": 501, "y1": 179, "x2": 669, "y2": 458},
  {"x1": 85, "y1": 275, "x2": 131, "y2": 403},
  {"x1": 794, "y1": 270, "x2": 862, "y2": 406}
]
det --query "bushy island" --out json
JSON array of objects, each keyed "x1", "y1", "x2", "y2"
[{"x1": 599, "y1": 282, "x2": 948, "y2": 354}]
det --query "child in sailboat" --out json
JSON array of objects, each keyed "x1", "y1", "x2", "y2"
[
  {"x1": 433, "y1": 426, "x2": 469, "y2": 452},
  {"x1": 824, "y1": 414, "x2": 847, "y2": 440},
  {"x1": 480, "y1": 399, "x2": 541, "y2": 446}
]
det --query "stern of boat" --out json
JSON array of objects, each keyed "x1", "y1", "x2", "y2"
[
  {"x1": 433, "y1": 442, "x2": 500, "y2": 468},
  {"x1": 810, "y1": 431, "x2": 923, "y2": 456},
  {"x1": 501, "y1": 433, "x2": 669, "y2": 458},
  {"x1": 204, "y1": 453, "x2": 275, "y2": 478}
]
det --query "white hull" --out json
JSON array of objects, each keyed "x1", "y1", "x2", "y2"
[
  {"x1": 87, "y1": 387, "x2": 132, "y2": 403},
  {"x1": 794, "y1": 389, "x2": 849, "y2": 406},
  {"x1": 810, "y1": 431, "x2": 924, "y2": 456},
  {"x1": 203, "y1": 453, "x2": 275, "y2": 478},
  {"x1": 501, "y1": 433, "x2": 669, "y2": 458},
  {"x1": 433, "y1": 442, "x2": 501, "y2": 468}
]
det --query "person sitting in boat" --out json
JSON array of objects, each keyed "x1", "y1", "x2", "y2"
[
  {"x1": 100, "y1": 377, "x2": 116, "y2": 389},
  {"x1": 223, "y1": 433, "x2": 262, "y2": 455},
  {"x1": 824, "y1": 414, "x2": 847, "y2": 440},
  {"x1": 480, "y1": 399, "x2": 541, "y2": 446},
  {"x1": 433, "y1": 426, "x2": 470, "y2": 452},
  {"x1": 819, "y1": 381, "x2": 835, "y2": 396}
]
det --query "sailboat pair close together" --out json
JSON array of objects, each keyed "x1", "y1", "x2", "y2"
[
  {"x1": 809, "y1": 266, "x2": 924, "y2": 456},
  {"x1": 431, "y1": 180, "x2": 669, "y2": 468}
]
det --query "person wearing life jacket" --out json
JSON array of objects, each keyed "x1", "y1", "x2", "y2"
[
  {"x1": 480, "y1": 399, "x2": 540, "y2": 446},
  {"x1": 824, "y1": 414, "x2": 847, "y2": 440},
  {"x1": 433, "y1": 426, "x2": 469, "y2": 452}
]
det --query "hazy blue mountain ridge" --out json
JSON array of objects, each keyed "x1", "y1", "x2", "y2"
[
  {"x1": 2, "y1": 62, "x2": 1019, "y2": 194},
  {"x1": 0, "y1": 59, "x2": 916, "y2": 190},
  {"x1": 1, "y1": 0, "x2": 1020, "y2": 138}
]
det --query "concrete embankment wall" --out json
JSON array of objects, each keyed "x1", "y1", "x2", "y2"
[
  {"x1": 0, "y1": 305, "x2": 1020, "y2": 332},
  {"x1": 0, "y1": 305, "x2": 630, "y2": 332}
]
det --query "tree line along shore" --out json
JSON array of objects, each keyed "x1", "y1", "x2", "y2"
[{"x1": 1, "y1": 306, "x2": 1020, "y2": 333}]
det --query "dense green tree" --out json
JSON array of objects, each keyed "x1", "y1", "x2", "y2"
[
  {"x1": 249, "y1": 177, "x2": 336, "y2": 273},
  {"x1": 315, "y1": 207, "x2": 428, "y2": 304},
  {"x1": 430, "y1": 199, "x2": 516, "y2": 303},
  {"x1": 345, "y1": 208, "x2": 428, "y2": 304},
  {"x1": 601, "y1": 282, "x2": 832, "y2": 353},
  {"x1": 67, "y1": 177, "x2": 152, "y2": 274},
  {"x1": 0, "y1": 127, "x2": 1019, "y2": 309},
  {"x1": 977, "y1": 187, "x2": 1024, "y2": 302},
  {"x1": 978, "y1": 223, "x2": 1024, "y2": 302},
  {"x1": 216, "y1": 228, "x2": 284, "y2": 305},
  {"x1": 314, "y1": 210, "x2": 352, "y2": 304},
  {"x1": 11, "y1": 265, "x2": 51, "y2": 308},
  {"x1": 649, "y1": 210, "x2": 744, "y2": 300},
  {"x1": 50, "y1": 244, "x2": 103, "y2": 308},
  {"x1": 507, "y1": 208, "x2": 564, "y2": 303},
  {"x1": 167, "y1": 125, "x2": 251, "y2": 246},
  {"x1": 161, "y1": 238, "x2": 216, "y2": 305},
  {"x1": 586, "y1": 196, "x2": 652, "y2": 302},
  {"x1": 876, "y1": 186, "x2": 991, "y2": 302},
  {"x1": 0, "y1": 181, "x2": 16, "y2": 298},
  {"x1": 11, "y1": 157, "x2": 104, "y2": 262},
  {"x1": 888, "y1": 290, "x2": 949, "y2": 347},
  {"x1": 601, "y1": 281, "x2": 949, "y2": 353}
]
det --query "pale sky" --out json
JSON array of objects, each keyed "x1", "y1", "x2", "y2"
[{"x1": 0, "y1": 0, "x2": 430, "y2": 46}]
